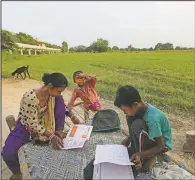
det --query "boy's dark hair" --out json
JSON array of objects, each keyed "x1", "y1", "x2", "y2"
[
  {"x1": 73, "y1": 70, "x2": 83, "y2": 82},
  {"x1": 114, "y1": 85, "x2": 142, "y2": 108},
  {"x1": 42, "y1": 72, "x2": 68, "y2": 88}
]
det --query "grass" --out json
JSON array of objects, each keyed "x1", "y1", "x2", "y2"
[{"x1": 2, "y1": 51, "x2": 194, "y2": 117}]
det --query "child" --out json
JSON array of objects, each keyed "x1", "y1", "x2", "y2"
[
  {"x1": 114, "y1": 85, "x2": 172, "y2": 173},
  {"x1": 68, "y1": 71, "x2": 101, "y2": 119}
]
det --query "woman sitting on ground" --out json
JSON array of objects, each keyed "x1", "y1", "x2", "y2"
[{"x1": 1, "y1": 72, "x2": 80, "y2": 180}]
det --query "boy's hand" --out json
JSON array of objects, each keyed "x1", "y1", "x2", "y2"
[
  {"x1": 131, "y1": 152, "x2": 142, "y2": 170},
  {"x1": 121, "y1": 137, "x2": 130, "y2": 147}
]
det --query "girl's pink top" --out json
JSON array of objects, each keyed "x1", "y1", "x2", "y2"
[{"x1": 68, "y1": 75, "x2": 100, "y2": 109}]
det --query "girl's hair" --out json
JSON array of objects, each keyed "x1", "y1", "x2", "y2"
[
  {"x1": 73, "y1": 70, "x2": 83, "y2": 82},
  {"x1": 42, "y1": 73, "x2": 68, "y2": 88}
]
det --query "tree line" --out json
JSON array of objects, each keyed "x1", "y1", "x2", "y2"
[
  {"x1": 2, "y1": 29, "x2": 194, "y2": 53},
  {"x1": 2, "y1": 30, "x2": 61, "y2": 51},
  {"x1": 68, "y1": 40, "x2": 194, "y2": 53}
]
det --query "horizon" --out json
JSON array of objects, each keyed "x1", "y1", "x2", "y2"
[{"x1": 2, "y1": 1, "x2": 195, "y2": 48}]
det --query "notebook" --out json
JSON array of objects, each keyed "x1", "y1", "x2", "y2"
[
  {"x1": 62, "y1": 125, "x2": 93, "y2": 150},
  {"x1": 93, "y1": 145, "x2": 134, "y2": 179}
]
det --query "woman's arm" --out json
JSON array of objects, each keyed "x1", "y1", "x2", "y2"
[
  {"x1": 55, "y1": 96, "x2": 66, "y2": 131},
  {"x1": 20, "y1": 92, "x2": 55, "y2": 138},
  {"x1": 19, "y1": 95, "x2": 46, "y2": 136},
  {"x1": 20, "y1": 91, "x2": 63, "y2": 149},
  {"x1": 68, "y1": 111, "x2": 81, "y2": 124}
]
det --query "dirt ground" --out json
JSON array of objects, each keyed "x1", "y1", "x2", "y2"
[{"x1": 1, "y1": 78, "x2": 194, "y2": 178}]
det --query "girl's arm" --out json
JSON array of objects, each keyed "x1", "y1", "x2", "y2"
[
  {"x1": 67, "y1": 90, "x2": 78, "y2": 110},
  {"x1": 73, "y1": 101, "x2": 84, "y2": 107},
  {"x1": 80, "y1": 74, "x2": 97, "y2": 88}
]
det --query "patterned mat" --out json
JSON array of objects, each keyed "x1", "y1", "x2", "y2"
[{"x1": 18, "y1": 120, "x2": 129, "y2": 179}]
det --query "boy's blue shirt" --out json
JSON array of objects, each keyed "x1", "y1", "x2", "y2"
[{"x1": 143, "y1": 104, "x2": 172, "y2": 151}]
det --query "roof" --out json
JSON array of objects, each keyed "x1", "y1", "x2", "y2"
[{"x1": 16, "y1": 43, "x2": 61, "y2": 51}]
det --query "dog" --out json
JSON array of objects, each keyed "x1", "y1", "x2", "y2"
[{"x1": 11, "y1": 65, "x2": 30, "y2": 80}]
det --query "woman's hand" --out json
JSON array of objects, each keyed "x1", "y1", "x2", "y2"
[
  {"x1": 55, "y1": 131, "x2": 66, "y2": 140},
  {"x1": 71, "y1": 115, "x2": 81, "y2": 124},
  {"x1": 51, "y1": 135, "x2": 64, "y2": 150},
  {"x1": 131, "y1": 152, "x2": 143, "y2": 170},
  {"x1": 31, "y1": 131, "x2": 38, "y2": 138}
]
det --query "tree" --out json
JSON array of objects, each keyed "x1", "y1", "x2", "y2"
[
  {"x1": 69, "y1": 47, "x2": 76, "y2": 52},
  {"x1": 107, "y1": 47, "x2": 112, "y2": 52},
  {"x1": 142, "y1": 48, "x2": 147, "y2": 51},
  {"x1": 2, "y1": 29, "x2": 61, "y2": 51},
  {"x1": 127, "y1": 45, "x2": 134, "y2": 51},
  {"x1": 112, "y1": 46, "x2": 119, "y2": 51},
  {"x1": 44, "y1": 42, "x2": 61, "y2": 49},
  {"x1": 90, "y1": 38, "x2": 109, "y2": 53},
  {"x1": 149, "y1": 47, "x2": 153, "y2": 51},
  {"x1": 154, "y1": 42, "x2": 174, "y2": 50},
  {"x1": 16, "y1": 32, "x2": 39, "y2": 45},
  {"x1": 62, "y1": 41, "x2": 68, "y2": 52},
  {"x1": 1, "y1": 30, "x2": 18, "y2": 50},
  {"x1": 85, "y1": 46, "x2": 93, "y2": 52},
  {"x1": 69, "y1": 45, "x2": 87, "y2": 52},
  {"x1": 76, "y1": 45, "x2": 87, "y2": 52},
  {"x1": 175, "y1": 46, "x2": 181, "y2": 50},
  {"x1": 154, "y1": 43, "x2": 163, "y2": 50},
  {"x1": 163, "y1": 43, "x2": 174, "y2": 50},
  {"x1": 188, "y1": 47, "x2": 194, "y2": 50}
]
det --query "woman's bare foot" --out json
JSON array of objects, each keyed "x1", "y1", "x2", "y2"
[{"x1": 10, "y1": 173, "x2": 22, "y2": 180}]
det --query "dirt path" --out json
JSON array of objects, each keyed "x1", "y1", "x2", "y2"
[{"x1": 1, "y1": 78, "x2": 194, "y2": 178}]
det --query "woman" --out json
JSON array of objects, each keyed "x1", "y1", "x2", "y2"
[{"x1": 2, "y1": 72, "x2": 79, "y2": 180}]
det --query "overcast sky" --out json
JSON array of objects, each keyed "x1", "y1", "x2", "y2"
[{"x1": 2, "y1": 1, "x2": 194, "y2": 48}]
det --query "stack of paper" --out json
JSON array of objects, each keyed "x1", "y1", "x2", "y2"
[
  {"x1": 62, "y1": 125, "x2": 93, "y2": 150},
  {"x1": 93, "y1": 145, "x2": 134, "y2": 179}
]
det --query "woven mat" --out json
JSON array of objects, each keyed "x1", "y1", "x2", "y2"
[{"x1": 18, "y1": 120, "x2": 128, "y2": 179}]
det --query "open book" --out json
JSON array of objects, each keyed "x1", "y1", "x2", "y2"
[
  {"x1": 93, "y1": 145, "x2": 135, "y2": 179},
  {"x1": 62, "y1": 125, "x2": 93, "y2": 150}
]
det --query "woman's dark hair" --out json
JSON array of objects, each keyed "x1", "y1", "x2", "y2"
[
  {"x1": 73, "y1": 70, "x2": 83, "y2": 82},
  {"x1": 42, "y1": 73, "x2": 68, "y2": 88},
  {"x1": 114, "y1": 85, "x2": 142, "y2": 108}
]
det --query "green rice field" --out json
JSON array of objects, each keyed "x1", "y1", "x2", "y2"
[{"x1": 2, "y1": 51, "x2": 194, "y2": 117}]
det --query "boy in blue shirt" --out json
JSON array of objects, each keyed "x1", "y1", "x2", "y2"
[{"x1": 114, "y1": 85, "x2": 172, "y2": 172}]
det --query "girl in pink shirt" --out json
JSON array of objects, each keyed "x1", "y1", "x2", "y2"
[{"x1": 68, "y1": 71, "x2": 101, "y2": 114}]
